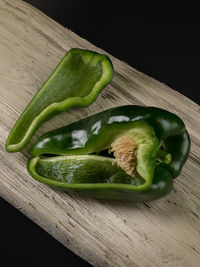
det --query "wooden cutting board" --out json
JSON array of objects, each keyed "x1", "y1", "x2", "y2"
[{"x1": 0, "y1": 0, "x2": 200, "y2": 266}]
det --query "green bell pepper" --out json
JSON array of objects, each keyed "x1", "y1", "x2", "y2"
[
  {"x1": 6, "y1": 48, "x2": 113, "y2": 152},
  {"x1": 28, "y1": 105, "x2": 190, "y2": 202}
]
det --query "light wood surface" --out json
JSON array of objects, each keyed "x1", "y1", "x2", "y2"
[{"x1": 0, "y1": 0, "x2": 200, "y2": 266}]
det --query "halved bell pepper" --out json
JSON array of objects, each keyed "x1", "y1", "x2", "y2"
[
  {"x1": 28, "y1": 105, "x2": 190, "y2": 201},
  {"x1": 6, "y1": 48, "x2": 113, "y2": 152}
]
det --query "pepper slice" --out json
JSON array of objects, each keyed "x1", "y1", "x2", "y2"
[
  {"x1": 6, "y1": 48, "x2": 113, "y2": 152},
  {"x1": 28, "y1": 105, "x2": 190, "y2": 201}
]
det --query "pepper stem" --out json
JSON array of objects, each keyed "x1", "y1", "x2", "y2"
[{"x1": 157, "y1": 150, "x2": 172, "y2": 164}]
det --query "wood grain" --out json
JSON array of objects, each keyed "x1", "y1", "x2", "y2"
[{"x1": 0, "y1": 0, "x2": 200, "y2": 266}]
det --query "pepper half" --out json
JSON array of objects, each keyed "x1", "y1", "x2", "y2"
[
  {"x1": 28, "y1": 105, "x2": 190, "y2": 201},
  {"x1": 6, "y1": 48, "x2": 113, "y2": 152}
]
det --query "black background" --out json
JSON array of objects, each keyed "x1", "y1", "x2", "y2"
[{"x1": 1, "y1": 1, "x2": 199, "y2": 266}]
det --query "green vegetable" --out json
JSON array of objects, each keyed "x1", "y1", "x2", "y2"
[
  {"x1": 6, "y1": 48, "x2": 113, "y2": 152},
  {"x1": 28, "y1": 105, "x2": 190, "y2": 201}
]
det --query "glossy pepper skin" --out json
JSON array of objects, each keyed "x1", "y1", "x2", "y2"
[
  {"x1": 6, "y1": 48, "x2": 113, "y2": 152},
  {"x1": 28, "y1": 105, "x2": 190, "y2": 202}
]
